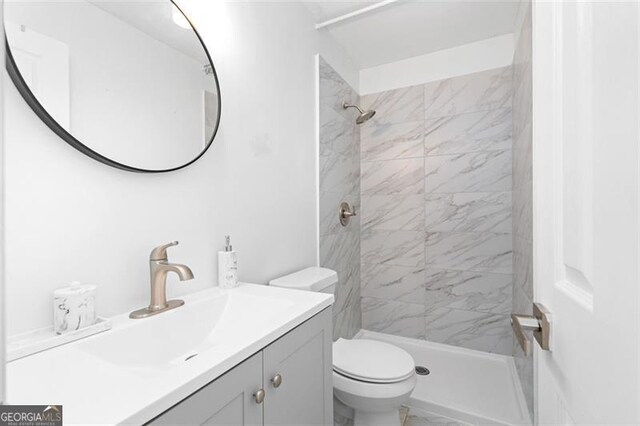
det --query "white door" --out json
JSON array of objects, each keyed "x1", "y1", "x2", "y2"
[{"x1": 532, "y1": 1, "x2": 640, "y2": 424}]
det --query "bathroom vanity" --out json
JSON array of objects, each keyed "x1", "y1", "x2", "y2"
[
  {"x1": 5, "y1": 284, "x2": 334, "y2": 425},
  {"x1": 150, "y1": 305, "x2": 331, "y2": 425}
]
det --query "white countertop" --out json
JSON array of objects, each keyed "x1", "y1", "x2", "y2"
[{"x1": 6, "y1": 283, "x2": 333, "y2": 425}]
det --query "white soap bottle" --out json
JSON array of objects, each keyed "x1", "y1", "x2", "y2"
[{"x1": 218, "y1": 235, "x2": 238, "y2": 288}]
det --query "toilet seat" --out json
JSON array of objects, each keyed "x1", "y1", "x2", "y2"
[{"x1": 333, "y1": 338, "x2": 415, "y2": 384}]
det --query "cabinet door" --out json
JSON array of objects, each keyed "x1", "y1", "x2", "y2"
[
  {"x1": 148, "y1": 352, "x2": 263, "y2": 426},
  {"x1": 263, "y1": 308, "x2": 333, "y2": 426}
]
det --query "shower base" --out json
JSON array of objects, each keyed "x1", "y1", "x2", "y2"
[{"x1": 356, "y1": 330, "x2": 532, "y2": 426}]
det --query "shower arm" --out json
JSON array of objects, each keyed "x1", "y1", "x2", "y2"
[{"x1": 342, "y1": 102, "x2": 365, "y2": 114}]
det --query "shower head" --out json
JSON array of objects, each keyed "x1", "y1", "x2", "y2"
[
  {"x1": 342, "y1": 102, "x2": 376, "y2": 125},
  {"x1": 356, "y1": 109, "x2": 376, "y2": 125}
]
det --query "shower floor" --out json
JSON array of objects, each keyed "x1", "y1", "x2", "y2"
[{"x1": 356, "y1": 330, "x2": 532, "y2": 426}]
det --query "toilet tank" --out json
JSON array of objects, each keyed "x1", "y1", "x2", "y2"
[{"x1": 268, "y1": 267, "x2": 337, "y2": 294}]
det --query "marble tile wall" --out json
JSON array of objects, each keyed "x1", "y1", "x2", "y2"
[
  {"x1": 318, "y1": 57, "x2": 362, "y2": 340},
  {"x1": 511, "y1": 2, "x2": 534, "y2": 416},
  {"x1": 360, "y1": 67, "x2": 514, "y2": 355}
]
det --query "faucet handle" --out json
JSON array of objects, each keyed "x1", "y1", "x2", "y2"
[{"x1": 150, "y1": 241, "x2": 179, "y2": 261}]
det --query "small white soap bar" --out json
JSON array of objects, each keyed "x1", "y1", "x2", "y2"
[{"x1": 53, "y1": 281, "x2": 97, "y2": 335}]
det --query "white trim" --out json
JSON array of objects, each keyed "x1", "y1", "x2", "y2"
[
  {"x1": 314, "y1": 54, "x2": 320, "y2": 267},
  {"x1": 315, "y1": 0, "x2": 402, "y2": 30},
  {"x1": 637, "y1": 2, "x2": 640, "y2": 423},
  {"x1": 530, "y1": 2, "x2": 567, "y2": 423}
]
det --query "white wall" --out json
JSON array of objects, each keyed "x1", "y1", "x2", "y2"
[
  {"x1": 0, "y1": 0, "x2": 5, "y2": 402},
  {"x1": 4, "y1": 0, "x2": 358, "y2": 336},
  {"x1": 359, "y1": 34, "x2": 514, "y2": 95}
]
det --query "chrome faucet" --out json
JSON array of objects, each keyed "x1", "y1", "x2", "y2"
[{"x1": 130, "y1": 241, "x2": 194, "y2": 319}]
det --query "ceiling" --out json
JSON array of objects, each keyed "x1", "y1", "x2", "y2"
[
  {"x1": 303, "y1": 0, "x2": 521, "y2": 69},
  {"x1": 302, "y1": 0, "x2": 382, "y2": 22}
]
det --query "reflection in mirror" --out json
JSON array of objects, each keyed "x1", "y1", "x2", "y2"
[{"x1": 5, "y1": 0, "x2": 221, "y2": 172}]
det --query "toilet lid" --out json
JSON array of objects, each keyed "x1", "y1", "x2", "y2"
[{"x1": 333, "y1": 338, "x2": 415, "y2": 383}]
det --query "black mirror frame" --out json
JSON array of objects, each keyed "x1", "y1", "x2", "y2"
[{"x1": 4, "y1": 0, "x2": 221, "y2": 173}]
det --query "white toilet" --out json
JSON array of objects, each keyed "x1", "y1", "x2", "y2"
[{"x1": 269, "y1": 267, "x2": 417, "y2": 426}]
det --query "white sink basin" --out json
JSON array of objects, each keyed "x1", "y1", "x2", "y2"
[
  {"x1": 6, "y1": 283, "x2": 333, "y2": 425},
  {"x1": 81, "y1": 289, "x2": 295, "y2": 368},
  {"x1": 81, "y1": 291, "x2": 231, "y2": 368}
]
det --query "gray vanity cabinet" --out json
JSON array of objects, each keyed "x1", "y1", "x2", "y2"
[
  {"x1": 263, "y1": 307, "x2": 332, "y2": 426},
  {"x1": 148, "y1": 308, "x2": 332, "y2": 426},
  {"x1": 149, "y1": 352, "x2": 263, "y2": 425}
]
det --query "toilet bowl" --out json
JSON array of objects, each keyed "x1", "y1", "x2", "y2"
[
  {"x1": 332, "y1": 338, "x2": 416, "y2": 426},
  {"x1": 268, "y1": 267, "x2": 417, "y2": 426}
]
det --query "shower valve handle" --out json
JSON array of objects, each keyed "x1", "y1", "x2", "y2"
[
  {"x1": 343, "y1": 206, "x2": 356, "y2": 217},
  {"x1": 339, "y1": 202, "x2": 356, "y2": 226}
]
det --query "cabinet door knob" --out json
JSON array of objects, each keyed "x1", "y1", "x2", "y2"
[
  {"x1": 254, "y1": 388, "x2": 265, "y2": 404},
  {"x1": 271, "y1": 373, "x2": 282, "y2": 388}
]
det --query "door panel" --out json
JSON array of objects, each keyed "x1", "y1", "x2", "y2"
[
  {"x1": 148, "y1": 352, "x2": 263, "y2": 426},
  {"x1": 263, "y1": 308, "x2": 332, "y2": 426},
  {"x1": 533, "y1": 1, "x2": 640, "y2": 424},
  {"x1": 559, "y1": 0, "x2": 595, "y2": 304}
]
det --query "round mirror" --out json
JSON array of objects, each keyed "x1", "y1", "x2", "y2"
[{"x1": 4, "y1": 0, "x2": 221, "y2": 172}]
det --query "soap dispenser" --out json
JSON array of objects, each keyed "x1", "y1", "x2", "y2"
[{"x1": 218, "y1": 236, "x2": 238, "y2": 288}]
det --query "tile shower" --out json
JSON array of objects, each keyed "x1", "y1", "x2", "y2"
[
  {"x1": 360, "y1": 67, "x2": 514, "y2": 355},
  {"x1": 318, "y1": 40, "x2": 532, "y2": 414},
  {"x1": 318, "y1": 57, "x2": 362, "y2": 340}
]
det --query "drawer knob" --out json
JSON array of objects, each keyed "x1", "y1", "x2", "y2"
[
  {"x1": 271, "y1": 373, "x2": 282, "y2": 388},
  {"x1": 254, "y1": 389, "x2": 265, "y2": 404}
]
